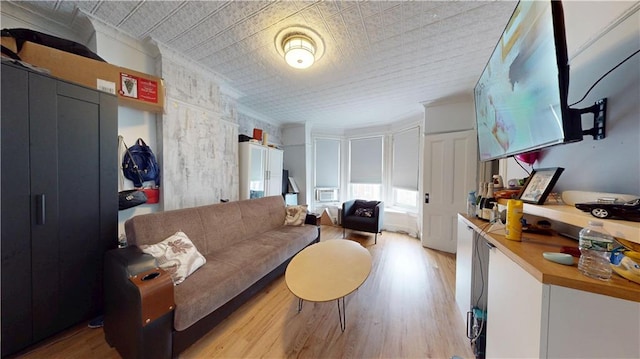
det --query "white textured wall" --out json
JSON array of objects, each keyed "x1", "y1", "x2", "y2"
[
  {"x1": 384, "y1": 210, "x2": 419, "y2": 238},
  {"x1": 159, "y1": 46, "x2": 240, "y2": 210},
  {"x1": 423, "y1": 94, "x2": 475, "y2": 135},
  {"x1": 237, "y1": 113, "x2": 282, "y2": 146}
]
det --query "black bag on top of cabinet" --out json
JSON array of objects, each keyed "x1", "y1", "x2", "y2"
[
  {"x1": 1, "y1": 28, "x2": 106, "y2": 62},
  {"x1": 122, "y1": 138, "x2": 160, "y2": 188}
]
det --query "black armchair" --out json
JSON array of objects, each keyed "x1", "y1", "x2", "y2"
[{"x1": 342, "y1": 200, "x2": 384, "y2": 244}]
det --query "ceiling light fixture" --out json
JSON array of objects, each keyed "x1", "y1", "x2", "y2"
[
  {"x1": 275, "y1": 26, "x2": 325, "y2": 70},
  {"x1": 283, "y1": 34, "x2": 315, "y2": 69}
]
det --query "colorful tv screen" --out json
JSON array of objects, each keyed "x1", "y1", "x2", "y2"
[{"x1": 475, "y1": 1, "x2": 569, "y2": 161}]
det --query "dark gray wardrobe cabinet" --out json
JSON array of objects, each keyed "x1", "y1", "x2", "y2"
[{"x1": 1, "y1": 62, "x2": 118, "y2": 357}]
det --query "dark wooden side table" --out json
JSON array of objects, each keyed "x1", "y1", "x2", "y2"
[{"x1": 305, "y1": 212, "x2": 322, "y2": 226}]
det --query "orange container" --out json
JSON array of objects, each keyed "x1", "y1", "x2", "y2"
[{"x1": 253, "y1": 128, "x2": 263, "y2": 141}]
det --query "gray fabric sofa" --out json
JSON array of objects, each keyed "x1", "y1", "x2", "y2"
[{"x1": 103, "y1": 195, "x2": 319, "y2": 359}]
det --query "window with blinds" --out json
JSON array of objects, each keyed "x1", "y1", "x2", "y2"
[
  {"x1": 314, "y1": 138, "x2": 340, "y2": 203},
  {"x1": 349, "y1": 136, "x2": 383, "y2": 200},
  {"x1": 392, "y1": 127, "x2": 420, "y2": 209}
]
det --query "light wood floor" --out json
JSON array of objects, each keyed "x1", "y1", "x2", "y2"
[{"x1": 15, "y1": 226, "x2": 474, "y2": 359}]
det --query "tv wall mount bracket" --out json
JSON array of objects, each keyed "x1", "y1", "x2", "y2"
[{"x1": 570, "y1": 98, "x2": 607, "y2": 140}]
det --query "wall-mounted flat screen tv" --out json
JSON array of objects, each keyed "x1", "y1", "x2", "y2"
[{"x1": 474, "y1": 1, "x2": 580, "y2": 161}]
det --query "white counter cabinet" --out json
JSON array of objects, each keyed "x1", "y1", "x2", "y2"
[
  {"x1": 486, "y1": 244, "x2": 640, "y2": 358},
  {"x1": 457, "y1": 214, "x2": 640, "y2": 358},
  {"x1": 455, "y1": 219, "x2": 474, "y2": 323},
  {"x1": 486, "y1": 246, "x2": 545, "y2": 357}
]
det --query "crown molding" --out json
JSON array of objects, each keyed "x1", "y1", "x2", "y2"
[
  {"x1": 1, "y1": 1, "x2": 94, "y2": 46},
  {"x1": 154, "y1": 41, "x2": 244, "y2": 99},
  {"x1": 236, "y1": 103, "x2": 279, "y2": 127},
  {"x1": 83, "y1": 11, "x2": 159, "y2": 59}
]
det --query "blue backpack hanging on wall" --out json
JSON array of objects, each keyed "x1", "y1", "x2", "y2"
[{"x1": 122, "y1": 138, "x2": 160, "y2": 188}]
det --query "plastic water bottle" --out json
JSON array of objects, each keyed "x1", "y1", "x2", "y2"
[
  {"x1": 578, "y1": 221, "x2": 614, "y2": 280},
  {"x1": 467, "y1": 191, "x2": 476, "y2": 217}
]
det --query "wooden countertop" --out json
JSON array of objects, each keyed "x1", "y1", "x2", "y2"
[{"x1": 459, "y1": 214, "x2": 640, "y2": 303}]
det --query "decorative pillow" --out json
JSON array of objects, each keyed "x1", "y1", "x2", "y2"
[
  {"x1": 140, "y1": 231, "x2": 206, "y2": 285},
  {"x1": 354, "y1": 207, "x2": 374, "y2": 218},
  {"x1": 284, "y1": 205, "x2": 308, "y2": 226}
]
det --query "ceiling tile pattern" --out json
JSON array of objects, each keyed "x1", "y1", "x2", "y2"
[{"x1": 10, "y1": 0, "x2": 517, "y2": 129}]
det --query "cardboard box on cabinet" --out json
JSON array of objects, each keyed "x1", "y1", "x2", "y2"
[
  {"x1": 7, "y1": 40, "x2": 164, "y2": 113},
  {"x1": 0, "y1": 36, "x2": 18, "y2": 55}
]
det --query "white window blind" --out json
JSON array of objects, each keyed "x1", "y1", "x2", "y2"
[
  {"x1": 350, "y1": 136, "x2": 383, "y2": 184},
  {"x1": 314, "y1": 138, "x2": 340, "y2": 188},
  {"x1": 392, "y1": 127, "x2": 420, "y2": 190}
]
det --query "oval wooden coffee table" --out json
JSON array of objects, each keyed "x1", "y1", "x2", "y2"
[{"x1": 285, "y1": 239, "x2": 372, "y2": 332}]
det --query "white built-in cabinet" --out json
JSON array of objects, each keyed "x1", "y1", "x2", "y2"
[
  {"x1": 455, "y1": 219, "x2": 474, "y2": 323},
  {"x1": 456, "y1": 215, "x2": 640, "y2": 358},
  {"x1": 239, "y1": 142, "x2": 283, "y2": 200},
  {"x1": 486, "y1": 245, "x2": 640, "y2": 358},
  {"x1": 485, "y1": 246, "x2": 545, "y2": 357}
]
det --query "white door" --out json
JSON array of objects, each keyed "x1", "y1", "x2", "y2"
[
  {"x1": 422, "y1": 130, "x2": 476, "y2": 253},
  {"x1": 239, "y1": 143, "x2": 267, "y2": 200},
  {"x1": 266, "y1": 147, "x2": 283, "y2": 196},
  {"x1": 249, "y1": 145, "x2": 267, "y2": 198}
]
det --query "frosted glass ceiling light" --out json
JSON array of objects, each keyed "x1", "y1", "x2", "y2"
[
  {"x1": 283, "y1": 35, "x2": 315, "y2": 69},
  {"x1": 275, "y1": 26, "x2": 325, "y2": 70}
]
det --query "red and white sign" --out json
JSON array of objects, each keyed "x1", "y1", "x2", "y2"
[{"x1": 120, "y1": 72, "x2": 158, "y2": 103}]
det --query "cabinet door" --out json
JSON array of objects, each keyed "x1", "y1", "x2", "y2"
[
  {"x1": 455, "y1": 218, "x2": 473, "y2": 323},
  {"x1": 486, "y1": 247, "x2": 546, "y2": 358},
  {"x1": 266, "y1": 148, "x2": 283, "y2": 196},
  {"x1": 1, "y1": 65, "x2": 117, "y2": 355},
  {"x1": 546, "y1": 285, "x2": 640, "y2": 358},
  {"x1": 239, "y1": 143, "x2": 267, "y2": 200},
  {"x1": 1, "y1": 63, "x2": 34, "y2": 357},
  {"x1": 249, "y1": 145, "x2": 267, "y2": 198},
  {"x1": 29, "y1": 74, "x2": 116, "y2": 341},
  {"x1": 28, "y1": 72, "x2": 65, "y2": 341},
  {"x1": 50, "y1": 81, "x2": 103, "y2": 335}
]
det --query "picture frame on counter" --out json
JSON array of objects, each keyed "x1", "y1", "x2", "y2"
[{"x1": 518, "y1": 167, "x2": 564, "y2": 205}]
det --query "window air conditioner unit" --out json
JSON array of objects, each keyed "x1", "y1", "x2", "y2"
[{"x1": 316, "y1": 188, "x2": 339, "y2": 202}]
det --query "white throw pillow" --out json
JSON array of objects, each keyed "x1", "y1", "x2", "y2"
[
  {"x1": 140, "y1": 231, "x2": 206, "y2": 285},
  {"x1": 284, "y1": 205, "x2": 308, "y2": 226}
]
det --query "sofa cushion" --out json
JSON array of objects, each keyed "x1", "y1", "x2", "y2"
[
  {"x1": 125, "y1": 196, "x2": 289, "y2": 256},
  {"x1": 171, "y1": 224, "x2": 318, "y2": 331},
  {"x1": 343, "y1": 215, "x2": 377, "y2": 225},
  {"x1": 125, "y1": 207, "x2": 209, "y2": 254},
  {"x1": 236, "y1": 196, "x2": 287, "y2": 237},
  {"x1": 140, "y1": 231, "x2": 206, "y2": 285}
]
